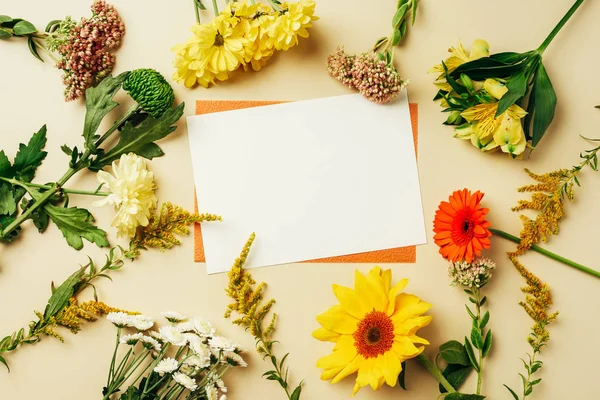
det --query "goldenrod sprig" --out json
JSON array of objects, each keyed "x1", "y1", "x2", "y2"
[
  {"x1": 224, "y1": 234, "x2": 303, "y2": 400},
  {"x1": 0, "y1": 202, "x2": 217, "y2": 372}
]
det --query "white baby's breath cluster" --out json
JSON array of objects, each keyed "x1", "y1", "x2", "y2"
[
  {"x1": 104, "y1": 311, "x2": 244, "y2": 399},
  {"x1": 448, "y1": 256, "x2": 496, "y2": 288}
]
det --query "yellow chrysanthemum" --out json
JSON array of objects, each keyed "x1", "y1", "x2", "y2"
[
  {"x1": 94, "y1": 153, "x2": 157, "y2": 238},
  {"x1": 266, "y1": 0, "x2": 318, "y2": 51},
  {"x1": 192, "y1": 16, "x2": 249, "y2": 73},
  {"x1": 313, "y1": 267, "x2": 432, "y2": 396},
  {"x1": 431, "y1": 39, "x2": 490, "y2": 92}
]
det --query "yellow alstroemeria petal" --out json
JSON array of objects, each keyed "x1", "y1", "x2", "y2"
[
  {"x1": 454, "y1": 123, "x2": 475, "y2": 140},
  {"x1": 506, "y1": 104, "x2": 528, "y2": 119},
  {"x1": 469, "y1": 39, "x2": 490, "y2": 60},
  {"x1": 316, "y1": 305, "x2": 358, "y2": 335},
  {"x1": 332, "y1": 284, "x2": 369, "y2": 320},
  {"x1": 312, "y1": 327, "x2": 341, "y2": 342},
  {"x1": 484, "y1": 78, "x2": 508, "y2": 100}
]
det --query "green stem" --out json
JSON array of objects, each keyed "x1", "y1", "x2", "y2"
[
  {"x1": 211, "y1": 0, "x2": 219, "y2": 15},
  {"x1": 416, "y1": 353, "x2": 456, "y2": 393},
  {"x1": 193, "y1": 0, "x2": 201, "y2": 24},
  {"x1": 31, "y1": 38, "x2": 59, "y2": 63},
  {"x1": 536, "y1": 0, "x2": 584, "y2": 54},
  {"x1": 474, "y1": 288, "x2": 483, "y2": 395},
  {"x1": 95, "y1": 103, "x2": 141, "y2": 148},
  {"x1": 490, "y1": 228, "x2": 600, "y2": 278},
  {"x1": 0, "y1": 177, "x2": 109, "y2": 197}
]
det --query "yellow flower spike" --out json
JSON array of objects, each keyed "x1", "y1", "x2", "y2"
[
  {"x1": 484, "y1": 78, "x2": 509, "y2": 100},
  {"x1": 313, "y1": 267, "x2": 431, "y2": 396}
]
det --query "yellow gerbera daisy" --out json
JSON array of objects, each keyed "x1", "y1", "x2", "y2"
[{"x1": 313, "y1": 267, "x2": 432, "y2": 396}]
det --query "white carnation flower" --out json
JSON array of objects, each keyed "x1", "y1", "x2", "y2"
[
  {"x1": 107, "y1": 312, "x2": 134, "y2": 328},
  {"x1": 191, "y1": 318, "x2": 215, "y2": 337},
  {"x1": 120, "y1": 333, "x2": 144, "y2": 345},
  {"x1": 204, "y1": 385, "x2": 218, "y2": 400},
  {"x1": 94, "y1": 153, "x2": 158, "y2": 238},
  {"x1": 130, "y1": 315, "x2": 154, "y2": 331},
  {"x1": 208, "y1": 336, "x2": 236, "y2": 352},
  {"x1": 140, "y1": 335, "x2": 162, "y2": 352},
  {"x1": 173, "y1": 372, "x2": 198, "y2": 391},
  {"x1": 154, "y1": 357, "x2": 179, "y2": 376},
  {"x1": 159, "y1": 325, "x2": 188, "y2": 346},
  {"x1": 161, "y1": 311, "x2": 188, "y2": 323}
]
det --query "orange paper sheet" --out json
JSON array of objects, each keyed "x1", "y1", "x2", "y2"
[{"x1": 194, "y1": 100, "x2": 419, "y2": 263}]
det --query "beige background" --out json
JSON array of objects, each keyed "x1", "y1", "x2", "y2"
[{"x1": 1, "y1": 0, "x2": 599, "y2": 398}]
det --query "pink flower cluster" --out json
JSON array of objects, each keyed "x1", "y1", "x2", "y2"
[
  {"x1": 326, "y1": 46, "x2": 406, "y2": 104},
  {"x1": 448, "y1": 257, "x2": 496, "y2": 288},
  {"x1": 56, "y1": 0, "x2": 125, "y2": 101}
]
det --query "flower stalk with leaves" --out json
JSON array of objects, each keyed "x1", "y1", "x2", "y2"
[
  {"x1": 326, "y1": 0, "x2": 418, "y2": 103},
  {"x1": 0, "y1": 1, "x2": 125, "y2": 101},
  {"x1": 432, "y1": 0, "x2": 586, "y2": 157},
  {"x1": 224, "y1": 234, "x2": 303, "y2": 400},
  {"x1": 0, "y1": 69, "x2": 183, "y2": 250},
  {"x1": 0, "y1": 203, "x2": 220, "y2": 372}
]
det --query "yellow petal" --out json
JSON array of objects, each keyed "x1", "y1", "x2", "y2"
[
  {"x1": 316, "y1": 335, "x2": 357, "y2": 369},
  {"x1": 392, "y1": 337, "x2": 421, "y2": 358},
  {"x1": 469, "y1": 39, "x2": 490, "y2": 60},
  {"x1": 391, "y1": 294, "x2": 432, "y2": 324},
  {"x1": 355, "y1": 268, "x2": 387, "y2": 311},
  {"x1": 382, "y1": 351, "x2": 401, "y2": 387},
  {"x1": 331, "y1": 354, "x2": 363, "y2": 384},
  {"x1": 316, "y1": 305, "x2": 358, "y2": 335},
  {"x1": 386, "y1": 278, "x2": 408, "y2": 315},
  {"x1": 332, "y1": 284, "x2": 369, "y2": 320},
  {"x1": 483, "y1": 78, "x2": 508, "y2": 100},
  {"x1": 312, "y1": 327, "x2": 341, "y2": 342}
]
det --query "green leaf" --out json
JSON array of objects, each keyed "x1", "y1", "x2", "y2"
[
  {"x1": 412, "y1": 0, "x2": 418, "y2": 24},
  {"x1": 290, "y1": 383, "x2": 302, "y2": 400},
  {"x1": 27, "y1": 36, "x2": 44, "y2": 62},
  {"x1": 439, "y1": 364, "x2": 472, "y2": 394},
  {"x1": 504, "y1": 384, "x2": 519, "y2": 400},
  {"x1": 392, "y1": 4, "x2": 408, "y2": 29},
  {"x1": 490, "y1": 51, "x2": 531, "y2": 64},
  {"x1": 0, "y1": 15, "x2": 13, "y2": 23},
  {"x1": 13, "y1": 20, "x2": 36, "y2": 35},
  {"x1": 465, "y1": 304, "x2": 476, "y2": 320},
  {"x1": 45, "y1": 204, "x2": 109, "y2": 250},
  {"x1": 452, "y1": 57, "x2": 524, "y2": 81},
  {"x1": 13, "y1": 125, "x2": 47, "y2": 182},
  {"x1": 31, "y1": 205, "x2": 50, "y2": 232},
  {"x1": 119, "y1": 386, "x2": 141, "y2": 400},
  {"x1": 0, "y1": 355, "x2": 9, "y2": 372},
  {"x1": 0, "y1": 27, "x2": 12, "y2": 40},
  {"x1": 479, "y1": 311, "x2": 490, "y2": 329},
  {"x1": 399, "y1": 19, "x2": 407, "y2": 40},
  {"x1": 482, "y1": 330, "x2": 492, "y2": 357},
  {"x1": 43, "y1": 267, "x2": 85, "y2": 318},
  {"x1": 0, "y1": 184, "x2": 16, "y2": 215},
  {"x1": 464, "y1": 337, "x2": 479, "y2": 372},
  {"x1": 391, "y1": 28, "x2": 401, "y2": 46},
  {"x1": 45, "y1": 19, "x2": 62, "y2": 33},
  {"x1": 82, "y1": 72, "x2": 130, "y2": 149},
  {"x1": 496, "y1": 72, "x2": 528, "y2": 116},
  {"x1": 530, "y1": 63, "x2": 557, "y2": 148},
  {"x1": 445, "y1": 394, "x2": 485, "y2": 400},
  {"x1": 470, "y1": 326, "x2": 484, "y2": 350},
  {"x1": 0, "y1": 151, "x2": 12, "y2": 178},
  {"x1": 97, "y1": 103, "x2": 184, "y2": 166},
  {"x1": 438, "y1": 340, "x2": 471, "y2": 366},
  {"x1": 398, "y1": 361, "x2": 407, "y2": 390}
]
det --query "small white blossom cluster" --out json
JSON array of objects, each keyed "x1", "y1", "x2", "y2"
[
  {"x1": 105, "y1": 311, "x2": 244, "y2": 399},
  {"x1": 448, "y1": 257, "x2": 496, "y2": 288}
]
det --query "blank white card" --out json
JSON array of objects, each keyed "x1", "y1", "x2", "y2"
[{"x1": 187, "y1": 91, "x2": 426, "y2": 274}]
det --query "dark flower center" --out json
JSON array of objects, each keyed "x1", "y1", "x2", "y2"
[
  {"x1": 214, "y1": 33, "x2": 224, "y2": 46},
  {"x1": 367, "y1": 327, "x2": 381, "y2": 344},
  {"x1": 353, "y1": 310, "x2": 395, "y2": 359}
]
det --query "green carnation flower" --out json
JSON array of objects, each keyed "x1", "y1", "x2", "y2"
[{"x1": 123, "y1": 69, "x2": 175, "y2": 118}]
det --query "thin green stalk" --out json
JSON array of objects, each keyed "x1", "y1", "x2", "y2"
[
  {"x1": 474, "y1": 288, "x2": 484, "y2": 395},
  {"x1": 489, "y1": 228, "x2": 600, "y2": 278},
  {"x1": 0, "y1": 178, "x2": 109, "y2": 197},
  {"x1": 416, "y1": 352, "x2": 456, "y2": 393},
  {"x1": 31, "y1": 38, "x2": 59, "y2": 63},
  {"x1": 107, "y1": 328, "x2": 122, "y2": 388},
  {"x1": 95, "y1": 103, "x2": 141, "y2": 147},
  {"x1": 193, "y1": 0, "x2": 201, "y2": 24},
  {"x1": 211, "y1": 0, "x2": 219, "y2": 15},
  {"x1": 537, "y1": 0, "x2": 585, "y2": 54}
]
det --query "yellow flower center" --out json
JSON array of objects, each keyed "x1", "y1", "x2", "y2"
[{"x1": 353, "y1": 310, "x2": 394, "y2": 359}]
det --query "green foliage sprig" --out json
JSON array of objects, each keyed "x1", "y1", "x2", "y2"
[
  {"x1": 224, "y1": 234, "x2": 303, "y2": 400},
  {"x1": 0, "y1": 70, "x2": 183, "y2": 251},
  {"x1": 0, "y1": 202, "x2": 219, "y2": 371}
]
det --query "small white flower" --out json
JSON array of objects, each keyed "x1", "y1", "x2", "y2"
[
  {"x1": 208, "y1": 336, "x2": 236, "y2": 352},
  {"x1": 219, "y1": 395, "x2": 227, "y2": 400},
  {"x1": 120, "y1": 333, "x2": 144, "y2": 345},
  {"x1": 140, "y1": 335, "x2": 162, "y2": 352},
  {"x1": 204, "y1": 385, "x2": 218, "y2": 400},
  {"x1": 149, "y1": 330, "x2": 164, "y2": 342},
  {"x1": 107, "y1": 312, "x2": 134, "y2": 328},
  {"x1": 223, "y1": 351, "x2": 247, "y2": 367},
  {"x1": 159, "y1": 325, "x2": 188, "y2": 346},
  {"x1": 130, "y1": 315, "x2": 154, "y2": 331},
  {"x1": 154, "y1": 357, "x2": 179, "y2": 376},
  {"x1": 183, "y1": 333, "x2": 208, "y2": 355},
  {"x1": 183, "y1": 355, "x2": 211, "y2": 369},
  {"x1": 191, "y1": 318, "x2": 215, "y2": 337},
  {"x1": 94, "y1": 153, "x2": 158, "y2": 238},
  {"x1": 161, "y1": 311, "x2": 188, "y2": 323},
  {"x1": 173, "y1": 372, "x2": 198, "y2": 391},
  {"x1": 206, "y1": 373, "x2": 227, "y2": 393}
]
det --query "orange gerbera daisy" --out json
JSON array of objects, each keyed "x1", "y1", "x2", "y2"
[{"x1": 433, "y1": 189, "x2": 492, "y2": 263}]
